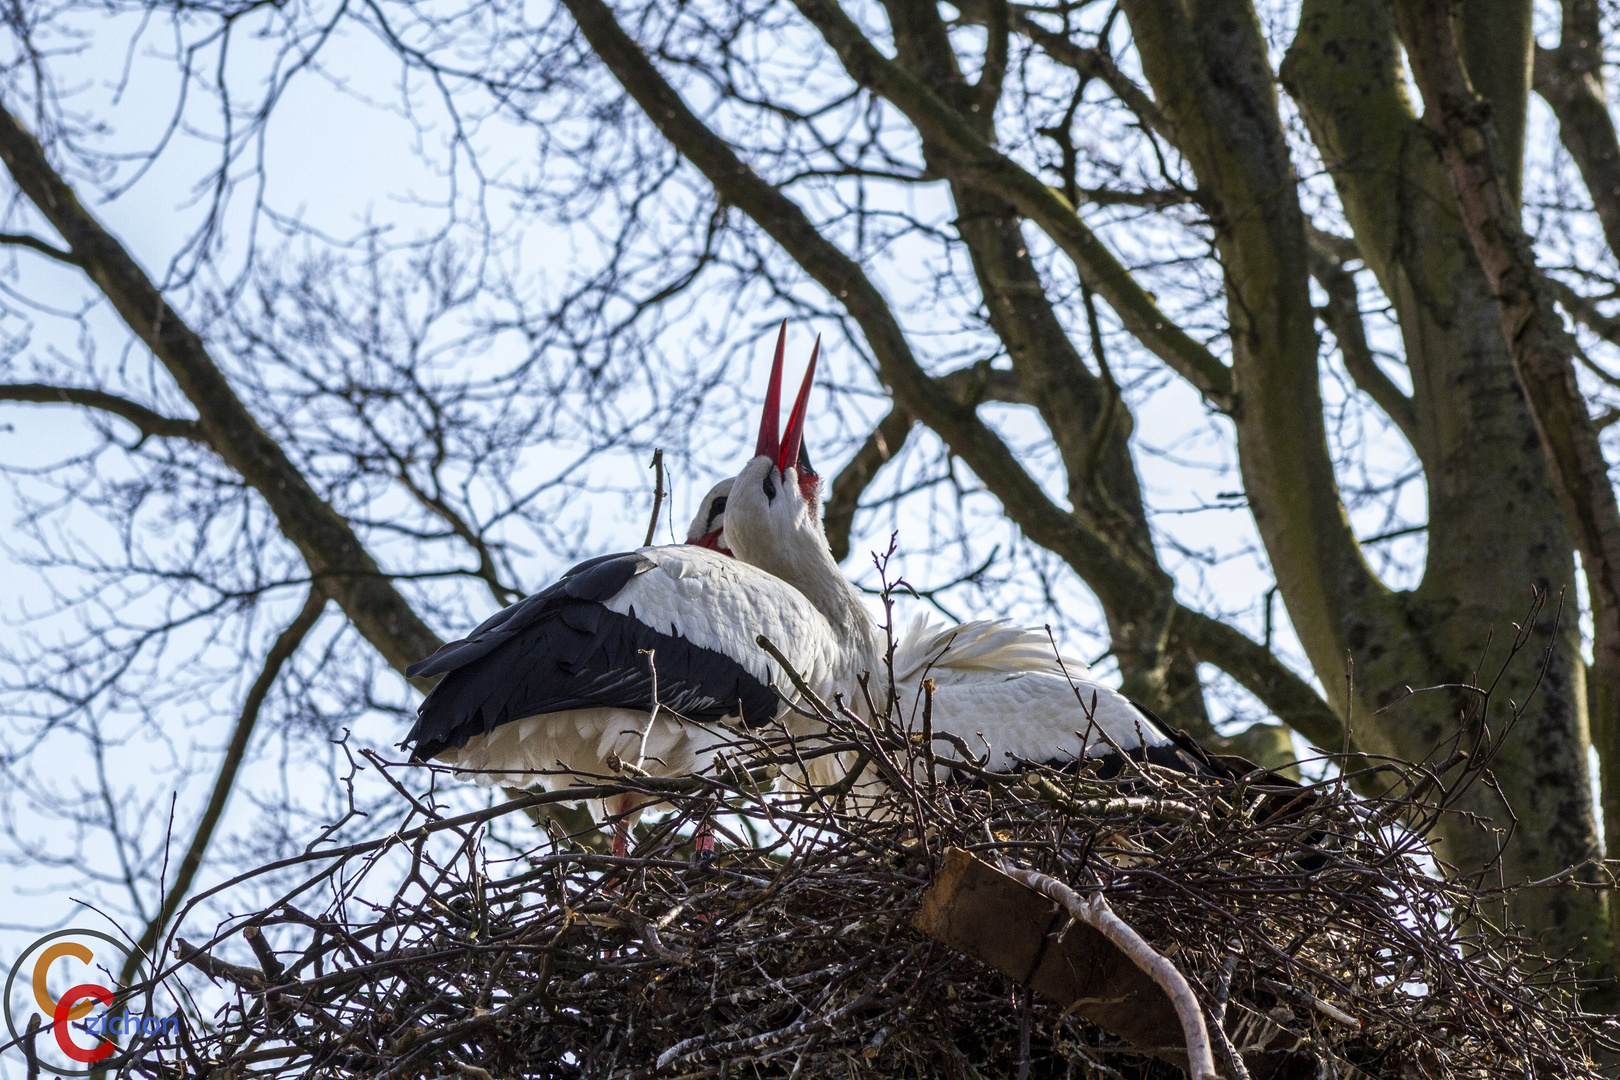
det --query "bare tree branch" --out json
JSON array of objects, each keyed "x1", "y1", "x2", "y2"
[
  {"x1": 1171, "y1": 608, "x2": 1346, "y2": 754},
  {"x1": 559, "y1": 0, "x2": 1167, "y2": 612},
  {"x1": 0, "y1": 100, "x2": 443, "y2": 681},
  {"x1": 878, "y1": 0, "x2": 1190, "y2": 717},
  {"x1": 0, "y1": 382, "x2": 207, "y2": 443},
  {"x1": 1549, "y1": 276, "x2": 1620, "y2": 348},
  {"x1": 826, "y1": 364, "x2": 1027, "y2": 562},
  {"x1": 1534, "y1": 0, "x2": 1620, "y2": 266},
  {"x1": 120, "y1": 587, "x2": 327, "y2": 987},
  {"x1": 0, "y1": 230, "x2": 80, "y2": 265},
  {"x1": 789, "y1": 0, "x2": 1237, "y2": 412},
  {"x1": 560, "y1": 0, "x2": 1341, "y2": 752},
  {"x1": 1303, "y1": 235, "x2": 1422, "y2": 447},
  {"x1": 952, "y1": 0, "x2": 1178, "y2": 144}
]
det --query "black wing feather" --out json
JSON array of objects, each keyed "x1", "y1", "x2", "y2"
[
  {"x1": 405, "y1": 553, "x2": 654, "y2": 680},
  {"x1": 402, "y1": 552, "x2": 778, "y2": 762}
]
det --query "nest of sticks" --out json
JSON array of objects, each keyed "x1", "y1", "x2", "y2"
[{"x1": 78, "y1": 672, "x2": 1620, "y2": 1080}]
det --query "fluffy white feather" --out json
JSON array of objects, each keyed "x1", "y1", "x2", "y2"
[{"x1": 882, "y1": 613, "x2": 1171, "y2": 773}]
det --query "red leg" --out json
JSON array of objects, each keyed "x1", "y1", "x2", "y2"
[
  {"x1": 694, "y1": 821, "x2": 715, "y2": 856},
  {"x1": 604, "y1": 796, "x2": 637, "y2": 893}
]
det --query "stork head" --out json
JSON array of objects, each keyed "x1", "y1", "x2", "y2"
[
  {"x1": 686, "y1": 478, "x2": 734, "y2": 555},
  {"x1": 724, "y1": 322, "x2": 824, "y2": 569}
]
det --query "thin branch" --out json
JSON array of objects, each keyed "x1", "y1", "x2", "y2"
[
  {"x1": 1303, "y1": 231, "x2": 1421, "y2": 447},
  {"x1": 790, "y1": 0, "x2": 1235, "y2": 411},
  {"x1": 560, "y1": 0, "x2": 1169, "y2": 615},
  {"x1": 0, "y1": 382, "x2": 207, "y2": 443},
  {"x1": 644, "y1": 447, "x2": 665, "y2": 547},
  {"x1": 953, "y1": 0, "x2": 1177, "y2": 143},
  {"x1": 120, "y1": 587, "x2": 327, "y2": 988},
  {"x1": 0, "y1": 230, "x2": 80, "y2": 265},
  {"x1": 393, "y1": 467, "x2": 521, "y2": 606},
  {"x1": 1532, "y1": 0, "x2": 1620, "y2": 266},
  {"x1": 999, "y1": 863, "x2": 1218, "y2": 1080},
  {"x1": 1549, "y1": 275, "x2": 1620, "y2": 348},
  {"x1": 1172, "y1": 606, "x2": 1348, "y2": 755},
  {"x1": 827, "y1": 407, "x2": 913, "y2": 564},
  {"x1": 826, "y1": 364, "x2": 1025, "y2": 562}
]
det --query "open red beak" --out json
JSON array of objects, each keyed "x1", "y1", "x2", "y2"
[
  {"x1": 754, "y1": 320, "x2": 787, "y2": 465},
  {"x1": 754, "y1": 323, "x2": 819, "y2": 476},
  {"x1": 780, "y1": 335, "x2": 818, "y2": 477}
]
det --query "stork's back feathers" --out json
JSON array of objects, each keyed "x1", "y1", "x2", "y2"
[
  {"x1": 407, "y1": 552, "x2": 774, "y2": 760},
  {"x1": 402, "y1": 545, "x2": 851, "y2": 813}
]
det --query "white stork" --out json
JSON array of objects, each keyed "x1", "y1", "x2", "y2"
[
  {"x1": 710, "y1": 334, "x2": 1208, "y2": 780},
  {"x1": 402, "y1": 329, "x2": 860, "y2": 856}
]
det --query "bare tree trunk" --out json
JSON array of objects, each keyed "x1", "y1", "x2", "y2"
[
  {"x1": 1383, "y1": 0, "x2": 1618, "y2": 995},
  {"x1": 1125, "y1": 0, "x2": 1607, "y2": 988}
]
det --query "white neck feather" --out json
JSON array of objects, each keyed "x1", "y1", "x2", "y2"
[
  {"x1": 721, "y1": 459, "x2": 884, "y2": 685},
  {"x1": 752, "y1": 518, "x2": 883, "y2": 668}
]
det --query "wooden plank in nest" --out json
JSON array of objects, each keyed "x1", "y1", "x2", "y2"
[
  {"x1": 914, "y1": 848, "x2": 1184, "y2": 1057},
  {"x1": 913, "y1": 847, "x2": 1319, "y2": 1080}
]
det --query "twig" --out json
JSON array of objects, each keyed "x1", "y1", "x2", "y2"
[
  {"x1": 635, "y1": 648, "x2": 661, "y2": 771},
  {"x1": 644, "y1": 448, "x2": 665, "y2": 547},
  {"x1": 243, "y1": 924, "x2": 287, "y2": 982},
  {"x1": 1258, "y1": 977, "x2": 1361, "y2": 1031},
  {"x1": 756, "y1": 634, "x2": 838, "y2": 720},
  {"x1": 121, "y1": 587, "x2": 326, "y2": 987},
  {"x1": 23, "y1": 1014, "x2": 41, "y2": 1080}
]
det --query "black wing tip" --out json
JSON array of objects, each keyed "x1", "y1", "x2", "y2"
[
  {"x1": 395, "y1": 597, "x2": 778, "y2": 771},
  {"x1": 401, "y1": 550, "x2": 656, "y2": 685}
]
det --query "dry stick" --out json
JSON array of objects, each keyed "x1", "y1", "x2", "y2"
[
  {"x1": 755, "y1": 635, "x2": 837, "y2": 721},
  {"x1": 634, "y1": 648, "x2": 661, "y2": 772},
  {"x1": 1022, "y1": 776, "x2": 1198, "y2": 823},
  {"x1": 998, "y1": 864, "x2": 1218, "y2": 1080},
  {"x1": 921, "y1": 678, "x2": 937, "y2": 794},
  {"x1": 1207, "y1": 1013, "x2": 1252, "y2": 1080},
  {"x1": 643, "y1": 448, "x2": 665, "y2": 547},
  {"x1": 22, "y1": 1015, "x2": 41, "y2": 1080}
]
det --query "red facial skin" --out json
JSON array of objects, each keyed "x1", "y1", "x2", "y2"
[{"x1": 798, "y1": 469, "x2": 820, "y2": 520}]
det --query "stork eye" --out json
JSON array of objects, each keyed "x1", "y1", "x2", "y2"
[
  {"x1": 762, "y1": 474, "x2": 777, "y2": 501},
  {"x1": 706, "y1": 495, "x2": 727, "y2": 528}
]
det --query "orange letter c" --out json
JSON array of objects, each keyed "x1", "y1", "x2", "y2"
[{"x1": 33, "y1": 943, "x2": 96, "y2": 1023}]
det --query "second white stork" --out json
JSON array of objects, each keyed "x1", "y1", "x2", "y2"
[{"x1": 711, "y1": 331, "x2": 1207, "y2": 780}]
